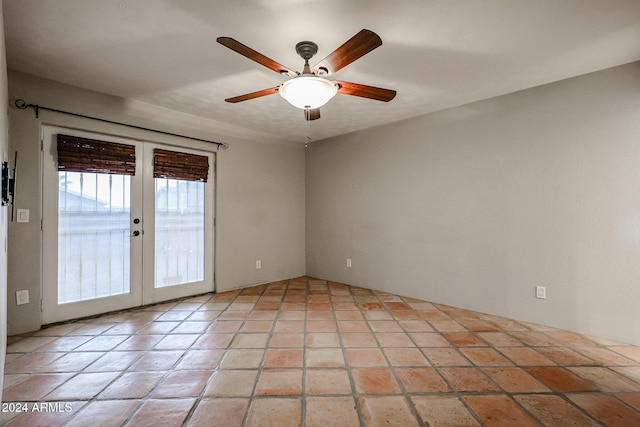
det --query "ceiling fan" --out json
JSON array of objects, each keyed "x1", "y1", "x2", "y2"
[{"x1": 217, "y1": 29, "x2": 396, "y2": 121}]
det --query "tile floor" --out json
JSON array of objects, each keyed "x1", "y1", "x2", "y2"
[{"x1": 2, "y1": 276, "x2": 640, "y2": 426}]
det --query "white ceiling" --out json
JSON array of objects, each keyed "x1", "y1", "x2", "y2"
[{"x1": 4, "y1": 0, "x2": 640, "y2": 144}]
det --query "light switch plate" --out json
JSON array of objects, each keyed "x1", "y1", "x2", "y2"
[{"x1": 17, "y1": 209, "x2": 29, "y2": 223}]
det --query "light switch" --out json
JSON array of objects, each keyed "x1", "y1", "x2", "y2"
[{"x1": 17, "y1": 209, "x2": 29, "y2": 223}]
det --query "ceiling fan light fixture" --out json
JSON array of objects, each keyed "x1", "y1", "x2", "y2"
[{"x1": 279, "y1": 75, "x2": 338, "y2": 110}]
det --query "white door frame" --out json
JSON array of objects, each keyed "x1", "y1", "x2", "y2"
[{"x1": 42, "y1": 125, "x2": 215, "y2": 324}]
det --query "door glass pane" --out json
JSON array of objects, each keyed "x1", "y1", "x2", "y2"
[
  {"x1": 155, "y1": 178, "x2": 205, "y2": 288},
  {"x1": 58, "y1": 172, "x2": 131, "y2": 304}
]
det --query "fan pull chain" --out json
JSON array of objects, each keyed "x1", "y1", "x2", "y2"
[{"x1": 305, "y1": 109, "x2": 312, "y2": 148}]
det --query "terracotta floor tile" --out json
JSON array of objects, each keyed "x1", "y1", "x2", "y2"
[
  {"x1": 152, "y1": 370, "x2": 212, "y2": 398},
  {"x1": 220, "y1": 349, "x2": 264, "y2": 369},
  {"x1": 525, "y1": 367, "x2": 598, "y2": 392},
  {"x1": 510, "y1": 331, "x2": 562, "y2": 347},
  {"x1": 264, "y1": 348, "x2": 304, "y2": 368},
  {"x1": 463, "y1": 395, "x2": 539, "y2": 427},
  {"x1": 352, "y1": 368, "x2": 401, "y2": 394},
  {"x1": 438, "y1": 367, "x2": 501, "y2": 392},
  {"x1": 460, "y1": 347, "x2": 514, "y2": 367},
  {"x1": 192, "y1": 333, "x2": 234, "y2": 349},
  {"x1": 483, "y1": 367, "x2": 551, "y2": 392},
  {"x1": 409, "y1": 332, "x2": 451, "y2": 347},
  {"x1": 65, "y1": 399, "x2": 142, "y2": 427},
  {"x1": 575, "y1": 346, "x2": 638, "y2": 366},
  {"x1": 230, "y1": 333, "x2": 269, "y2": 348},
  {"x1": 457, "y1": 319, "x2": 501, "y2": 332},
  {"x1": 204, "y1": 369, "x2": 258, "y2": 397},
  {"x1": 610, "y1": 345, "x2": 640, "y2": 363},
  {"x1": 306, "y1": 332, "x2": 340, "y2": 347},
  {"x1": 340, "y1": 332, "x2": 378, "y2": 348},
  {"x1": 305, "y1": 396, "x2": 360, "y2": 427},
  {"x1": 396, "y1": 367, "x2": 450, "y2": 393},
  {"x1": 7, "y1": 336, "x2": 57, "y2": 353},
  {"x1": 369, "y1": 320, "x2": 403, "y2": 332},
  {"x1": 536, "y1": 346, "x2": 596, "y2": 365},
  {"x1": 543, "y1": 330, "x2": 599, "y2": 346},
  {"x1": 306, "y1": 368, "x2": 353, "y2": 394},
  {"x1": 498, "y1": 347, "x2": 557, "y2": 366},
  {"x1": 5, "y1": 352, "x2": 63, "y2": 374},
  {"x1": 359, "y1": 396, "x2": 419, "y2": 426},
  {"x1": 335, "y1": 311, "x2": 364, "y2": 321},
  {"x1": 616, "y1": 393, "x2": 640, "y2": 411},
  {"x1": 443, "y1": 332, "x2": 487, "y2": 347},
  {"x1": 568, "y1": 393, "x2": 640, "y2": 426},
  {"x1": 398, "y1": 320, "x2": 434, "y2": 332},
  {"x1": 337, "y1": 320, "x2": 370, "y2": 332},
  {"x1": 172, "y1": 321, "x2": 211, "y2": 334},
  {"x1": 306, "y1": 320, "x2": 337, "y2": 332},
  {"x1": 187, "y1": 398, "x2": 248, "y2": 427},
  {"x1": 384, "y1": 347, "x2": 430, "y2": 367},
  {"x1": 429, "y1": 320, "x2": 468, "y2": 332},
  {"x1": 255, "y1": 369, "x2": 303, "y2": 395},
  {"x1": 175, "y1": 349, "x2": 224, "y2": 370},
  {"x1": 308, "y1": 311, "x2": 334, "y2": 320},
  {"x1": 86, "y1": 351, "x2": 144, "y2": 372},
  {"x1": 305, "y1": 348, "x2": 345, "y2": 368},
  {"x1": 2, "y1": 373, "x2": 73, "y2": 401},
  {"x1": 515, "y1": 394, "x2": 599, "y2": 426},
  {"x1": 246, "y1": 398, "x2": 301, "y2": 427},
  {"x1": 269, "y1": 333, "x2": 304, "y2": 347},
  {"x1": 568, "y1": 366, "x2": 640, "y2": 392},
  {"x1": 5, "y1": 279, "x2": 640, "y2": 426},
  {"x1": 345, "y1": 348, "x2": 388, "y2": 367},
  {"x1": 411, "y1": 396, "x2": 480, "y2": 426},
  {"x1": 363, "y1": 310, "x2": 394, "y2": 321},
  {"x1": 612, "y1": 366, "x2": 640, "y2": 384},
  {"x1": 240, "y1": 320, "x2": 274, "y2": 333},
  {"x1": 422, "y1": 348, "x2": 472, "y2": 366},
  {"x1": 39, "y1": 351, "x2": 105, "y2": 373},
  {"x1": 392, "y1": 310, "x2": 422, "y2": 320},
  {"x1": 207, "y1": 320, "x2": 243, "y2": 333},
  {"x1": 116, "y1": 335, "x2": 164, "y2": 351},
  {"x1": 476, "y1": 331, "x2": 523, "y2": 347},
  {"x1": 33, "y1": 335, "x2": 92, "y2": 352},
  {"x1": 125, "y1": 398, "x2": 196, "y2": 427},
  {"x1": 127, "y1": 350, "x2": 184, "y2": 371},
  {"x1": 375, "y1": 332, "x2": 416, "y2": 347},
  {"x1": 46, "y1": 372, "x2": 120, "y2": 400},
  {"x1": 99, "y1": 371, "x2": 164, "y2": 399}
]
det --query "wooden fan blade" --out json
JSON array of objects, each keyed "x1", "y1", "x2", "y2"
[
  {"x1": 334, "y1": 80, "x2": 396, "y2": 102},
  {"x1": 312, "y1": 29, "x2": 382, "y2": 76},
  {"x1": 305, "y1": 108, "x2": 321, "y2": 121},
  {"x1": 217, "y1": 37, "x2": 297, "y2": 77},
  {"x1": 225, "y1": 87, "x2": 279, "y2": 103}
]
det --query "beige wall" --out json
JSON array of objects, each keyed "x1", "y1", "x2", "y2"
[
  {"x1": 0, "y1": 1, "x2": 9, "y2": 395},
  {"x1": 306, "y1": 62, "x2": 640, "y2": 346},
  {"x1": 7, "y1": 71, "x2": 305, "y2": 335}
]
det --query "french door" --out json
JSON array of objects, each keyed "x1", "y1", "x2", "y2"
[{"x1": 42, "y1": 126, "x2": 215, "y2": 324}]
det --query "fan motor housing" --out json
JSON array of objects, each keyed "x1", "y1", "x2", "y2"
[{"x1": 295, "y1": 41, "x2": 318, "y2": 60}]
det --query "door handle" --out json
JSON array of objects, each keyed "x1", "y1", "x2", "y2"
[{"x1": 131, "y1": 230, "x2": 140, "y2": 237}]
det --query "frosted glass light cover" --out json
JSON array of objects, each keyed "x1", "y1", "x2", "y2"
[{"x1": 279, "y1": 76, "x2": 338, "y2": 109}]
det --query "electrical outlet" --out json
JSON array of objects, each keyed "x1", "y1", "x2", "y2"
[
  {"x1": 256, "y1": 259, "x2": 261, "y2": 269},
  {"x1": 16, "y1": 290, "x2": 29, "y2": 305},
  {"x1": 346, "y1": 258, "x2": 352, "y2": 268},
  {"x1": 536, "y1": 286, "x2": 546, "y2": 299}
]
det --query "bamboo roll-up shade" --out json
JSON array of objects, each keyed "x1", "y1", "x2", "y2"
[
  {"x1": 153, "y1": 149, "x2": 209, "y2": 182},
  {"x1": 57, "y1": 134, "x2": 136, "y2": 175}
]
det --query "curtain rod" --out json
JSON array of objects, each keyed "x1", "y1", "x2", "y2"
[{"x1": 14, "y1": 99, "x2": 229, "y2": 150}]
